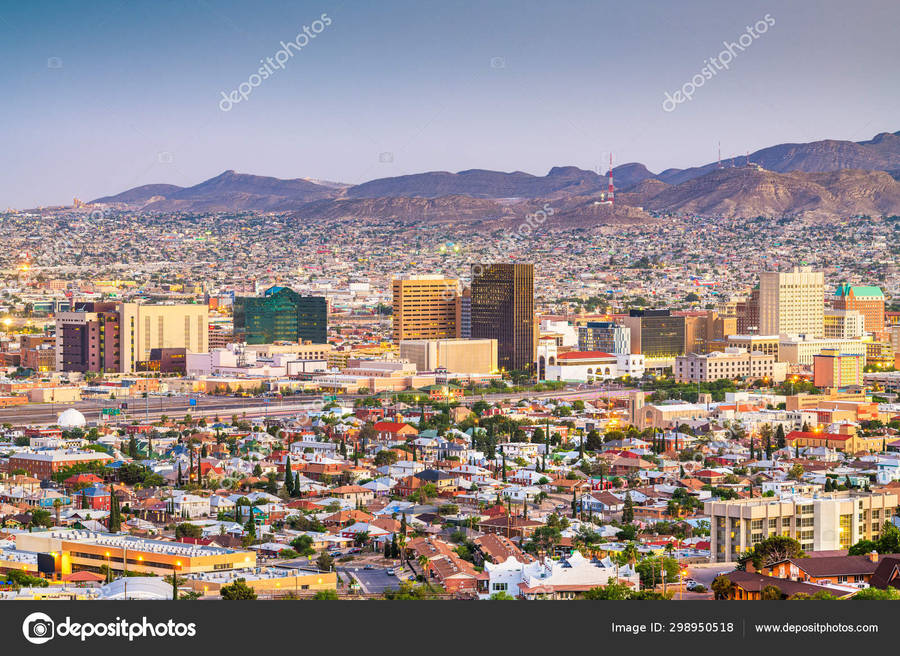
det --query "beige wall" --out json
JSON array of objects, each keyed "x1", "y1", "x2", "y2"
[
  {"x1": 759, "y1": 267, "x2": 824, "y2": 338},
  {"x1": 120, "y1": 303, "x2": 208, "y2": 373},
  {"x1": 400, "y1": 338, "x2": 498, "y2": 373}
]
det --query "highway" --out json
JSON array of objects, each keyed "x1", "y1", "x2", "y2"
[{"x1": 0, "y1": 384, "x2": 629, "y2": 428}]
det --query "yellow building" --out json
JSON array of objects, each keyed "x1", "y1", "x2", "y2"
[
  {"x1": 15, "y1": 531, "x2": 256, "y2": 577},
  {"x1": 119, "y1": 302, "x2": 208, "y2": 372},
  {"x1": 392, "y1": 275, "x2": 460, "y2": 342},
  {"x1": 186, "y1": 569, "x2": 338, "y2": 597}
]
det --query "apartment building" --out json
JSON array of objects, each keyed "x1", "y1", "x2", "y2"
[
  {"x1": 759, "y1": 267, "x2": 825, "y2": 338},
  {"x1": 705, "y1": 491, "x2": 898, "y2": 563}
]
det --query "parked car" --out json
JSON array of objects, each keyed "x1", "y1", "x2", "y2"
[{"x1": 386, "y1": 568, "x2": 396, "y2": 576}]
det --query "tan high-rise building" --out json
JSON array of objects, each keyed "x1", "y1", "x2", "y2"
[
  {"x1": 759, "y1": 267, "x2": 824, "y2": 337},
  {"x1": 391, "y1": 275, "x2": 460, "y2": 342}
]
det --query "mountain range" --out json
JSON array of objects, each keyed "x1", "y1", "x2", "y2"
[{"x1": 91, "y1": 130, "x2": 900, "y2": 223}]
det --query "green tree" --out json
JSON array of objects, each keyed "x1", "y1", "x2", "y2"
[
  {"x1": 738, "y1": 536, "x2": 804, "y2": 570},
  {"x1": 312, "y1": 589, "x2": 339, "y2": 599},
  {"x1": 583, "y1": 582, "x2": 632, "y2": 599},
  {"x1": 220, "y1": 578, "x2": 257, "y2": 600},
  {"x1": 108, "y1": 493, "x2": 122, "y2": 532},
  {"x1": 711, "y1": 575, "x2": 733, "y2": 600},
  {"x1": 622, "y1": 491, "x2": 634, "y2": 523},
  {"x1": 490, "y1": 591, "x2": 516, "y2": 600},
  {"x1": 175, "y1": 523, "x2": 202, "y2": 539},
  {"x1": 853, "y1": 587, "x2": 900, "y2": 600},
  {"x1": 760, "y1": 585, "x2": 783, "y2": 600}
]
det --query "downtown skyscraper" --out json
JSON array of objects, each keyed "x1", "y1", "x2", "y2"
[{"x1": 470, "y1": 263, "x2": 535, "y2": 372}]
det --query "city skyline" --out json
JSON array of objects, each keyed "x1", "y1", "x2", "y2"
[{"x1": 3, "y1": 0, "x2": 900, "y2": 208}]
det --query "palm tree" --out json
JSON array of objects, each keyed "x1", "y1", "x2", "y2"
[{"x1": 53, "y1": 498, "x2": 62, "y2": 526}]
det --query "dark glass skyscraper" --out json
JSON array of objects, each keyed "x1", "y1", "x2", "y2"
[
  {"x1": 234, "y1": 286, "x2": 327, "y2": 344},
  {"x1": 470, "y1": 263, "x2": 534, "y2": 372}
]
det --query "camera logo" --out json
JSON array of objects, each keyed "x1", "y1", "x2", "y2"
[{"x1": 23, "y1": 612, "x2": 55, "y2": 645}]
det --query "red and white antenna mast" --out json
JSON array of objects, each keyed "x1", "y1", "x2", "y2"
[{"x1": 608, "y1": 153, "x2": 614, "y2": 205}]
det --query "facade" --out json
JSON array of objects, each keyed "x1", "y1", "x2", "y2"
[
  {"x1": 758, "y1": 267, "x2": 825, "y2": 338},
  {"x1": 813, "y1": 349, "x2": 864, "y2": 388},
  {"x1": 623, "y1": 309, "x2": 685, "y2": 358},
  {"x1": 705, "y1": 491, "x2": 898, "y2": 563},
  {"x1": 234, "y1": 286, "x2": 327, "y2": 345},
  {"x1": 674, "y1": 348, "x2": 781, "y2": 383},
  {"x1": 833, "y1": 284, "x2": 885, "y2": 335},
  {"x1": 470, "y1": 263, "x2": 535, "y2": 372},
  {"x1": 459, "y1": 287, "x2": 472, "y2": 339},
  {"x1": 725, "y1": 334, "x2": 780, "y2": 358},
  {"x1": 15, "y1": 530, "x2": 257, "y2": 577},
  {"x1": 824, "y1": 309, "x2": 866, "y2": 339},
  {"x1": 8, "y1": 451, "x2": 114, "y2": 479},
  {"x1": 736, "y1": 287, "x2": 760, "y2": 334},
  {"x1": 578, "y1": 321, "x2": 630, "y2": 354},
  {"x1": 778, "y1": 336, "x2": 867, "y2": 366},
  {"x1": 399, "y1": 338, "x2": 498, "y2": 374},
  {"x1": 391, "y1": 275, "x2": 460, "y2": 342},
  {"x1": 482, "y1": 551, "x2": 639, "y2": 600},
  {"x1": 56, "y1": 301, "x2": 208, "y2": 373}
]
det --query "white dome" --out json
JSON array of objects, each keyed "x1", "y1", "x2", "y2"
[{"x1": 58, "y1": 408, "x2": 87, "y2": 429}]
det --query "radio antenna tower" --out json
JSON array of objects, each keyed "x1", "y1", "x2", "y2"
[
  {"x1": 608, "y1": 153, "x2": 614, "y2": 205},
  {"x1": 717, "y1": 142, "x2": 722, "y2": 169}
]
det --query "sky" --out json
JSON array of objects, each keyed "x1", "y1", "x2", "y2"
[{"x1": 2, "y1": 0, "x2": 899, "y2": 208}]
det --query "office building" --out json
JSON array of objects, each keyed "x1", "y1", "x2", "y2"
[
  {"x1": 778, "y1": 336, "x2": 867, "y2": 366},
  {"x1": 723, "y1": 334, "x2": 780, "y2": 358},
  {"x1": 399, "y1": 338, "x2": 498, "y2": 374},
  {"x1": 674, "y1": 348, "x2": 782, "y2": 384},
  {"x1": 391, "y1": 275, "x2": 460, "y2": 342},
  {"x1": 578, "y1": 321, "x2": 630, "y2": 354},
  {"x1": 459, "y1": 287, "x2": 472, "y2": 338},
  {"x1": 622, "y1": 309, "x2": 685, "y2": 358},
  {"x1": 705, "y1": 491, "x2": 898, "y2": 563},
  {"x1": 833, "y1": 284, "x2": 885, "y2": 335},
  {"x1": 759, "y1": 267, "x2": 825, "y2": 337},
  {"x1": 56, "y1": 302, "x2": 208, "y2": 373},
  {"x1": 824, "y1": 309, "x2": 866, "y2": 339},
  {"x1": 234, "y1": 286, "x2": 327, "y2": 345},
  {"x1": 471, "y1": 263, "x2": 535, "y2": 371},
  {"x1": 736, "y1": 287, "x2": 760, "y2": 334}
]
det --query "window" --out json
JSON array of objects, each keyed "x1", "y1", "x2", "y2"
[{"x1": 493, "y1": 583, "x2": 508, "y2": 592}]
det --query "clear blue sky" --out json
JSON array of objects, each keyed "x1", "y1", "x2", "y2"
[{"x1": 2, "y1": 0, "x2": 898, "y2": 208}]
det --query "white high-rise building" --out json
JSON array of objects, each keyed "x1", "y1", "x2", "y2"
[{"x1": 759, "y1": 267, "x2": 824, "y2": 338}]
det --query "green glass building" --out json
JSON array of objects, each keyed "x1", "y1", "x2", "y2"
[{"x1": 233, "y1": 287, "x2": 327, "y2": 344}]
